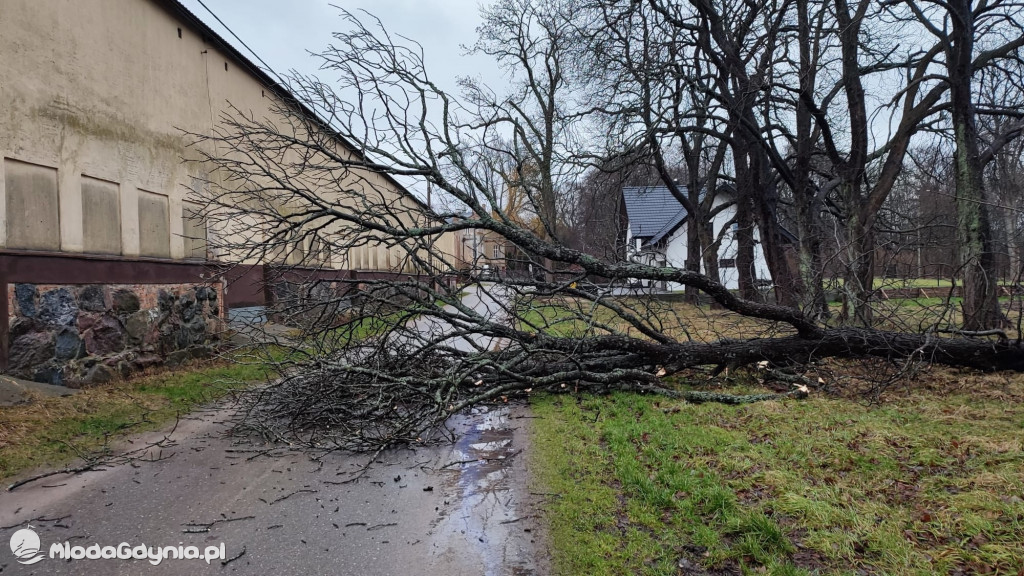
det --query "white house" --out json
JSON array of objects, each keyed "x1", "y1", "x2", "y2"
[{"x1": 621, "y1": 186, "x2": 774, "y2": 291}]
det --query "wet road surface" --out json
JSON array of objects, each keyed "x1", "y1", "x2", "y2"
[
  {"x1": 390, "y1": 282, "x2": 511, "y2": 353},
  {"x1": 0, "y1": 404, "x2": 547, "y2": 575}
]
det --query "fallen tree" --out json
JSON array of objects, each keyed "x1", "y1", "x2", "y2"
[{"x1": 189, "y1": 3, "x2": 1024, "y2": 452}]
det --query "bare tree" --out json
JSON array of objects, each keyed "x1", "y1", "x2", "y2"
[
  {"x1": 897, "y1": 0, "x2": 1024, "y2": 329},
  {"x1": 188, "y1": 4, "x2": 1024, "y2": 453},
  {"x1": 576, "y1": 0, "x2": 735, "y2": 300}
]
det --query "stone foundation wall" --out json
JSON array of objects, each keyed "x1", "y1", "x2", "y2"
[{"x1": 6, "y1": 283, "x2": 225, "y2": 386}]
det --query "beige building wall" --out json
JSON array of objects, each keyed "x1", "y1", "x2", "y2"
[{"x1": 0, "y1": 0, "x2": 445, "y2": 271}]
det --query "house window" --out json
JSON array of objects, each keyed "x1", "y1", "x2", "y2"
[
  {"x1": 182, "y1": 202, "x2": 207, "y2": 260},
  {"x1": 4, "y1": 159, "x2": 60, "y2": 250},
  {"x1": 493, "y1": 244, "x2": 501, "y2": 259},
  {"x1": 138, "y1": 190, "x2": 171, "y2": 258},
  {"x1": 719, "y1": 258, "x2": 736, "y2": 268},
  {"x1": 309, "y1": 236, "x2": 331, "y2": 267},
  {"x1": 82, "y1": 176, "x2": 122, "y2": 255},
  {"x1": 286, "y1": 236, "x2": 306, "y2": 266}
]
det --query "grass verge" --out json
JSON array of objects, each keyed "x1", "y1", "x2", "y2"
[
  {"x1": 530, "y1": 371, "x2": 1024, "y2": 575},
  {"x1": 0, "y1": 356, "x2": 271, "y2": 483}
]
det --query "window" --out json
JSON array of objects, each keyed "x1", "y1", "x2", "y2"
[
  {"x1": 138, "y1": 190, "x2": 171, "y2": 258},
  {"x1": 309, "y1": 236, "x2": 331, "y2": 267},
  {"x1": 719, "y1": 258, "x2": 736, "y2": 268},
  {"x1": 182, "y1": 202, "x2": 207, "y2": 260},
  {"x1": 493, "y1": 244, "x2": 501, "y2": 259},
  {"x1": 5, "y1": 159, "x2": 60, "y2": 250},
  {"x1": 82, "y1": 176, "x2": 121, "y2": 255},
  {"x1": 285, "y1": 234, "x2": 305, "y2": 266}
]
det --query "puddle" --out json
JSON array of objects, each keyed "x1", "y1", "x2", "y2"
[{"x1": 431, "y1": 405, "x2": 535, "y2": 575}]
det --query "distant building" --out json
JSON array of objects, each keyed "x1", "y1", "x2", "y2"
[
  {"x1": 450, "y1": 216, "x2": 507, "y2": 276},
  {"x1": 620, "y1": 186, "x2": 772, "y2": 291}
]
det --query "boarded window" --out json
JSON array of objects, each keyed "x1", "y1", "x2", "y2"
[
  {"x1": 287, "y1": 241, "x2": 305, "y2": 265},
  {"x1": 82, "y1": 176, "x2": 121, "y2": 254},
  {"x1": 138, "y1": 190, "x2": 170, "y2": 258},
  {"x1": 309, "y1": 236, "x2": 330, "y2": 266},
  {"x1": 719, "y1": 258, "x2": 736, "y2": 268},
  {"x1": 182, "y1": 202, "x2": 207, "y2": 260},
  {"x1": 5, "y1": 159, "x2": 60, "y2": 250},
  {"x1": 283, "y1": 231, "x2": 304, "y2": 266}
]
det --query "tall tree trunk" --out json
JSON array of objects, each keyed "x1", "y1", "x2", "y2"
[
  {"x1": 684, "y1": 204, "x2": 703, "y2": 304},
  {"x1": 1006, "y1": 198, "x2": 1021, "y2": 282},
  {"x1": 841, "y1": 191, "x2": 876, "y2": 326},
  {"x1": 749, "y1": 145, "x2": 801, "y2": 307},
  {"x1": 835, "y1": 0, "x2": 874, "y2": 326},
  {"x1": 797, "y1": 203, "x2": 828, "y2": 317},
  {"x1": 794, "y1": 0, "x2": 829, "y2": 319},
  {"x1": 682, "y1": 167, "x2": 705, "y2": 304},
  {"x1": 947, "y1": 0, "x2": 1005, "y2": 330},
  {"x1": 699, "y1": 219, "x2": 721, "y2": 287},
  {"x1": 735, "y1": 193, "x2": 758, "y2": 301},
  {"x1": 732, "y1": 148, "x2": 758, "y2": 300}
]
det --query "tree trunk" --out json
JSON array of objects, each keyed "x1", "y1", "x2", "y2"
[
  {"x1": 735, "y1": 193, "x2": 758, "y2": 300},
  {"x1": 797, "y1": 208, "x2": 828, "y2": 317},
  {"x1": 947, "y1": 0, "x2": 1006, "y2": 330},
  {"x1": 841, "y1": 196, "x2": 875, "y2": 326},
  {"x1": 533, "y1": 328, "x2": 1024, "y2": 374},
  {"x1": 1006, "y1": 198, "x2": 1021, "y2": 282},
  {"x1": 794, "y1": 0, "x2": 829, "y2": 319},
  {"x1": 699, "y1": 219, "x2": 721, "y2": 287},
  {"x1": 684, "y1": 178, "x2": 704, "y2": 304},
  {"x1": 750, "y1": 155, "x2": 801, "y2": 307},
  {"x1": 736, "y1": 106, "x2": 800, "y2": 307}
]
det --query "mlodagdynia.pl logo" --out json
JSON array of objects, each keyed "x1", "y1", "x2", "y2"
[
  {"x1": 10, "y1": 527, "x2": 45, "y2": 565},
  {"x1": 9, "y1": 526, "x2": 227, "y2": 565}
]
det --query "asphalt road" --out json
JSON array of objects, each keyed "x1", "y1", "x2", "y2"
[
  {"x1": 1, "y1": 283, "x2": 547, "y2": 575},
  {"x1": 0, "y1": 404, "x2": 546, "y2": 575}
]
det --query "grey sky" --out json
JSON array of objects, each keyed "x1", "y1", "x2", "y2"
[{"x1": 177, "y1": 0, "x2": 503, "y2": 97}]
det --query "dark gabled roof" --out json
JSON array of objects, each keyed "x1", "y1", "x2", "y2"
[
  {"x1": 621, "y1": 186, "x2": 688, "y2": 245},
  {"x1": 622, "y1": 184, "x2": 800, "y2": 248}
]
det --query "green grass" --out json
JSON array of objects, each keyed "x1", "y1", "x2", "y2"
[
  {"x1": 530, "y1": 376, "x2": 1024, "y2": 575},
  {"x1": 295, "y1": 307, "x2": 429, "y2": 351},
  {"x1": 0, "y1": 355, "x2": 271, "y2": 482},
  {"x1": 871, "y1": 278, "x2": 955, "y2": 288}
]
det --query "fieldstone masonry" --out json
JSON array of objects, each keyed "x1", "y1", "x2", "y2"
[{"x1": 6, "y1": 283, "x2": 225, "y2": 386}]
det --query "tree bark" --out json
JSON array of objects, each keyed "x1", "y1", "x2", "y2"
[
  {"x1": 529, "y1": 327, "x2": 1024, "y2": 374},
  {"x1": 835, "y1": 0, "x2": 874, "y2": 326},
  {"x1": 794, "y1": 0, "x2": 829, "y2": 319},
  {"x1": 684, "y1": 173, "x2": 704, "y2": 304},
  {"x1": 841, "y1": 202, "x2": 876, "y2": 326},
  {"x1": 699, "y1": 219, "x2": 721, "y2": 289},
  {"x1": 733, "y1": 152, "x2": 759, "y2": 301},
  {"x1": 947, "y1": 0, "x2": 1006, "y2": 330}
]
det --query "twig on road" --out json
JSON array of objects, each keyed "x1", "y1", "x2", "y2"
[{"x1": 182, "y1": 515, "x2": 256, "y2": 533}]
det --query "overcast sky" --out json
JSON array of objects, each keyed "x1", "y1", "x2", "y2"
[
  {"x1": 175, "y1": 1, "x2": 511, "y2": 200},
  {"x1": 177, "y1": 0, "x2": 503, "y2": 97}
]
